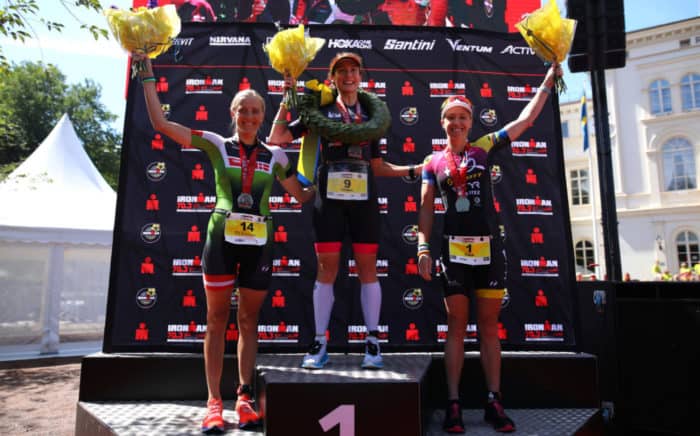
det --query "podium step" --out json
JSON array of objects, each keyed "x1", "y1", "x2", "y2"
[
  {"x1": 257, "y1": 353, "x2": 430, "y2": 436},
  {"x1": 75, "y1": 401, "x2": 602, "y2": 435},
  {"x1": 425, "y1": 408, "x2": 602, "y2": 435},
  {"x1": 76, "y1": 401, "x2": 261, "y2": 436}
]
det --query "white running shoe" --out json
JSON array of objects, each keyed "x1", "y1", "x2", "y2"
[
  {"x1": 361, "y1": 340, "x2": 384, "y2": 369},
  {"x1": 301, "y1": 340, "x2": 329, "y2": 369}
]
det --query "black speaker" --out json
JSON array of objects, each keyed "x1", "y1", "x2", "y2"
[
  {"x1": 567, "y1": 0, "x2": 626, "y2": 72},
  {"x1": 614, "y1": 282, "x2": 700, "y2": 434}
]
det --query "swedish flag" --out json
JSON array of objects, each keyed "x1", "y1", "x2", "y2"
[{"x1": 581, "y1": 94, "x2": 589, "y2": 152}]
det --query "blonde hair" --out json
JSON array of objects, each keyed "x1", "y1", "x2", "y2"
[{"x1": 230, "y1": 89, "x2": 265, "y2": 113}]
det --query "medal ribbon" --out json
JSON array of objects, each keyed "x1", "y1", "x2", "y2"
[
  {"x1": 335, "y1": 94, "x2": 362, "y2": 125},
  {"x1": 445, "y1": 148, "x2": 468, "y2": 198},
  {"x1": 239, "y1": 141, "x2": 259, "y2": 196}
]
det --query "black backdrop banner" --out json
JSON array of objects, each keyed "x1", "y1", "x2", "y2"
[{"x1": 104, "y1": 23, "x2": 576, "y2": 353}]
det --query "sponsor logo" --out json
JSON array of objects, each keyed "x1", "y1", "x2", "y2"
[
  {"x1": 384, "y1": 38, "x2": 435, "y2": 51},
  {"x1": 347, "y1": 325, "x2": 389, "y2": 343},
  {"x1": 267, "y1": 79, "x2": 304, "y2": 96},
  {"x1": 176, "y1": 194, "x2": 216, "y2": 212},
  {"x1": 500, "y1": 45, "x2": 535, "y2": 56},
  {"x1": 429, "y1": 81, "x2": 466, "y2": 98},
  {"x1": 524, "y1": 321, "x2": 565, "y2": 341},
  {"x1": 167, "y1": 322, "x2": 206, "y2": 342},
  {"x1": 361, "y1": 80, "x2": 386, "y2": 97},
  {"x1": 269, "y1": 195, "x2": 302, "y2": 213},
  {"x1": 185, "y1": 77, "x2": 223, "y2": 94},
  {"x1": 272, "y1": 257, "x2": 301, "y2": 276},
  {"x1": 349, "y1": 259, "x2": 389, "y2": 277},
  {"x1": 378, "y1": 196, "x2": 388, "y2": 214},
  {"x1": 402, "y1": 288, "x2": 424, "y2": 309},
  {"x1": 257, "y1": 323, "x2": 300, "y2": 343},
  {"x1": 140, "y1": 223, "x2": 161, "y2": 243},
  {"x1": 146, "y1": 162, "x2": 167, "y2": 182},
  {"x1": 209, "y1": 35, "x2": 251, "y2": 46},
  {"x1": 402, "y1": 224, "x2": 419, "y2": 244},
  {"x1": 399, "y1": 107, "x2": 419, "y2": 126},
  {"x1": 135, "y1": 287, "x2": 157, "y2": 309},
  {"x1": 172, "y1": 257, "x2": 203, "y2": 276},
  {"x1": 432, "y1": 138, "x2": 447, "y2": 152},
  {"x1": 490, "y1": 164, "x2": 503, "y2": 184},
  {"x1": 479, "y1": 108, "x2": 498, "y2": 127},
  {"x1": 511, "y1": 139, "x2": 548, "y2": 157},
  {"x1": 520, "y1": 258, "x2": 560, "y2": 277},
  {"x1": 434, "y1": 197, "x2": 446, "y2": 214},
  {"x1": 445, "y1": 38, "x2": 493, "y2": 53},
  {"x1": 172, "y1": 37, "x2": 194, "y2": 46},
  {"x1": 515, "y1": 197, "x2": 554, "y2": 215},
  {"x1": 327, "y1": 39, "x2": 372, "y2": 49},
  {"x1": 379, "y1": 137, "x2": 387, "y2": 155},
  {"x1": 437, "y1": 324, "x2": 478, "y2": 343},
  {"x1": 507, "y1": 84, "x2": 537, "y2": 101}
]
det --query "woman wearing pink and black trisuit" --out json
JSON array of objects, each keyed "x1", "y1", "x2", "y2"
[{"x1": 417, "y1": 63, "x2": 561, "y2": 434}]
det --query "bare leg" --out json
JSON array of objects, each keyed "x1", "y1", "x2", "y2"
[
  {"x1": 444, "y1": 294, "x2": 469, "y2": 400},
  {"x1": 204, "y1": 287, "x2": 233, "y2": 401},
  {"x1": 237, "y1": 287, "x2": 268, "y2": 386},
  {"x1": 476, "y1": 296, "x2": 503, "y2": 393}
]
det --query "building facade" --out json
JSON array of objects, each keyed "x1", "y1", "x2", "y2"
[{"x1": 560, "y1": 17, "x2": 700, "y2": 281}]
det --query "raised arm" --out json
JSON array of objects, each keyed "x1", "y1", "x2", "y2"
[
  {"x1": 267, "y1": 73, "x2": 295, "y2": 145},
  {"x1": 503, "y1": 63, "x2": 563, "y2": 141},
  {"x1": 135, "y1": 54, "x2": 192, "y2": 147}
]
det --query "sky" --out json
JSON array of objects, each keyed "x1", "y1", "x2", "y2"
[{"x1": 2, "y1": 0, "x2": 699, "y2": 133}]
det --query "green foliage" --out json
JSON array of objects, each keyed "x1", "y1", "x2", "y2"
[
  {"x1": 0, "y1": 61, "x2": 122, "y2": 189},
  {"x1": 0, "y1": 0, "x2": 108, "y2": 73}
]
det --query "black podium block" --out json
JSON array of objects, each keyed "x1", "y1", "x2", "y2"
[
  {"x1": 79, "y1": 352, "x2": 238, "y2": 401},
  {"x1": 256, "y1": 354, "x2": 431, "y2": 436}
]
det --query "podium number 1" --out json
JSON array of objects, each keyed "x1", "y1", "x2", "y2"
[{"x1": 319, "y1": 404, "x2": 355, "y2": 436}]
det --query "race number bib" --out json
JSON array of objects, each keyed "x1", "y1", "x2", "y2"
[
  {"x1": 326, "y1": 161, "x2": 369, "y2": 200},
  {"x1": 448, "y1": 236, "x2": 491, "y2": 265},
  {"x1": 224, "y1": 212, "x2": 268, "y2": 246}
]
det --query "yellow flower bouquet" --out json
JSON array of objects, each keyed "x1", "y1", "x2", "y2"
[
  {"x1": 263, "y1": 25, "x2": 325, "y2": 108},
  {"x1": 104, "y1": 5, "x2": 181, "y2": 77},
  {"x1": 516, "y1": 0, "x2": 576, "y2": 94}
]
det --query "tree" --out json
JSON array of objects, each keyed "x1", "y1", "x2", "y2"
[
  {"x1": 0, "y1": 61, "x2": 122, "y2": 189},
  {"x1": 0, "y1": 0, "x2": 108, "y2": 73}
]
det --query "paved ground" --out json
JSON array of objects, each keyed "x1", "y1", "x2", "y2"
[{"x1": 0, "y1": 361, "x2": 81, "y2": 435}]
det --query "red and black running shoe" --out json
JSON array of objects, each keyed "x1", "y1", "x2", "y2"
[
  {"x1": 443, "y1": 399, "x2": 465, "y2": 434},
  {"x1": 484, "y1": 398, "x2": 516, "y2": 433},
  {"x1": 201, "y1": 398, "x2": 225, "y2": 434}
]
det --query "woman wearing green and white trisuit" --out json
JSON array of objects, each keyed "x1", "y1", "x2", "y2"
[{"x1": 135, "y1": 54, "x2": 313, "y2": 433}]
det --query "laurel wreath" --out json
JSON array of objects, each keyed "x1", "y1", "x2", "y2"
[{"x1": 296, "y1": 89, "x2": 391, "y2": 145}]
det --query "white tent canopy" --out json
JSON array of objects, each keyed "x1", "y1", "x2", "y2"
[
  {"x1": 0, "y1": 114, "x2": 116, "y2": 354},
  {"x1": 0, "y1": 113, "x2": 116, "y2": 244}
]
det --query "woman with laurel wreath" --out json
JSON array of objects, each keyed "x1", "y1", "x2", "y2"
[
  {"x1": 417, "y1": 63, "x2": 562, "y2": 434},
  {"x1": 269, "y1": 52, "x2": 422, "y2": 370},
  {"x1": 133, "y1": 54, "x2": 313, "y2": 433}
]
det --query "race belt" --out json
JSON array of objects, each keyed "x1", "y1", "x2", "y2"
[
  {"x1": 224, "y1": 212, "x2": 268, "y2": 246},
  {"x1": 448, "y1": 235, "x2": 491, "y2": 265},
  {"x1": 326, "y1": 160, "x2": 369, "y2": 201}
]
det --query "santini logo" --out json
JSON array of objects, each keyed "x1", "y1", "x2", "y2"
[
  {"x1": 384, "y1": 39, "x2": 435, "y2": 51},
  {"x1": 328, "y1": 39, "x2": 372, "y2": 49},
  {"x1": 445, "y1": 39, "x2": 493, "y2": 53}
]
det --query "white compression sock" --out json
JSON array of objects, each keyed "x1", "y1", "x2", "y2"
[
  {"x1": 313, "y1": 281, "x2": 334, "y2": 339},
  {"x1": 360, "y1": 281, "x2": 382, "y2": 333}
]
